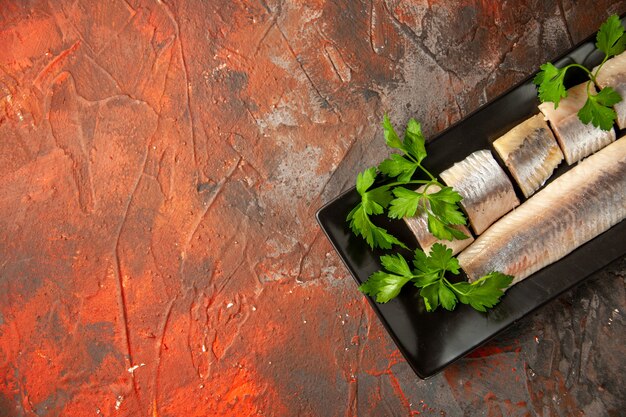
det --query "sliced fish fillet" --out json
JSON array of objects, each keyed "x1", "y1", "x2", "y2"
[
  {"x1": 594, "y1": 51, "x2": 626, "y2": 129},
  {"x1": 458, "y1": 137, "x2": 626, "y2": 286},
  {"x1": 404, "y1": 184, "x2": 474, "y2": 255},
  {"x1": 493, "y1": 114, "x2": 564, "y2": 197},
  {"x1": 440, "y1": 150, "x2": 519, "y2": 235},
  {"x1": 539, "y1": 82, "x2": 615, "y2": 165}
]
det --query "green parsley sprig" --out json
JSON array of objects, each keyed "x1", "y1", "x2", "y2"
[
  {"x1": 346, "y1": 116, "x2": 469, "y2": 250},
  {"x1": 346, "y1": 116, "x2": 513, "y2": 312},
  {"x1": 533, "y1": 14, "x2": 625, "y2": 131},
  {"x1": 359, "y1": 244, "x2": 513, "y2": 312}
]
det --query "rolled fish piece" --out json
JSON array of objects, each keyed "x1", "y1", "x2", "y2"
[
  {"x1": 594, "y1": 51, "x2": 626, "y2": 129},
  {"x1": 439, "y1": 150, "x2": 519, "y2": 235},
  {"x1": 404, "y1": 184, "x2": 474, "y2": 255},
  {"x1": 492, "y1": 114, "x2": 564, "y2": 197},
  {"x1": 458, "y1": 137, "x2": 626, "y2": 286},
  {"x1": 538, "y1": 82, "x2": 615, "y2": 165}
]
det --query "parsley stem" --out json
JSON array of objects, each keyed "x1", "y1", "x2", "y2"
[
  {"x1": 565, "y1": 63, "x2": 594, "y2": 80},
  {"x1": 586, "y1": 55, "x2": 608, "y2": 98},
  {"x1": 421, "y1": 182, "x2": 434, "y2": 195},
  {"x1": 403, "y1": 151, "x2": 420, "y2": 165},
  {"x1": 418, "y1": 164, "x2": 436, "y2": 181},
  {"x1": 372, "y1": 179, "x2": 433, "y2": 190},
  {"x1": 592, "y1": 55, "x2": 609, "y2": 83},
  {"x1": 444, "y1": 278, "x2": 470, "y2": 296},
  {"x1": 398, "y1": 151, "x2": 436, "y2": 181}
]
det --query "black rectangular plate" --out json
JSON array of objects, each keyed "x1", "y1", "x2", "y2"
[{"x1": 316, "y1": 25, "x2": 626, "y2": 379}]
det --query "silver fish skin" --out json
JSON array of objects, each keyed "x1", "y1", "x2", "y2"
[
  {"x1": 539, "y1": 82, "x2": 615, "y2": 165},
  {"x1": 439, "y1": 150, "x2": 519, "y2": 235},
  {"x1": 493, "y1": 114, "x2": 564, "y2": 198},
  {"x1": 458, "y1": 137, "x2": 626, "y2": 286},
  {"x1": 594, "y1": 51, "x2": 626, "y2": 129},
  {"x1": 404, "y1": 184, "x2": 474, "y2": 255}
]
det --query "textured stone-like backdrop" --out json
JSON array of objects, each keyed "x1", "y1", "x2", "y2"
[{"x1": 1, "y1": 1, "x2": 625, "y2": 416}]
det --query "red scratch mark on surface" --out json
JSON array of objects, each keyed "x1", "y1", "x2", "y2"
[
  {"x1": 33, "y1": 40, "x2": 81, "y2": 91},
  {"x1": 366, "y1": 350, "x2": 415, "y2": 413},
  {"x1": 466, "y1": 343, "x2": 521, "y2": 358}
]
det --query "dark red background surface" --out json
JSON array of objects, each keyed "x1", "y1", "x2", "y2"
[{"x1": 1, "y1": 1, "x2": 625, "y2": 416}]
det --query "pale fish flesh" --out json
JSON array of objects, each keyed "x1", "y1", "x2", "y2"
[
  {"x1": 594, "y1": 51, "x2": 626, "y2": 129},
  {"x1": 493, "y1": 114, "x2": 564, "y2": 197},
  {"x1": 404, "y1": 184, "x2": 474, "y2": 255},
  {"x1": 458, "y1": 137, "x2": 626, "y2": 286},
  {"x1": 538, "y1": 82, "x2": 615, "y2": 165},
  {"x1": 439, "y1": 150, "x2": 519, "y2": 235}
]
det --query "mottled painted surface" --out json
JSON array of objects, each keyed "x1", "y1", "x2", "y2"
[{"x1": 1, "y1": 1, "x2": 625, "y2": 416}]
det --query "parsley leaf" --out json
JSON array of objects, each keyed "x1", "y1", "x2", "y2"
[
  {"x1": 427, "y1": 187, "x2": 467, "y2": 226},
  {"x1": 357, "y1": 168, "x2": 392, "y2": 216},
  {"x1": 347, "y1": 117, "x2": 510, "y2": 313},
  {"x1": 411, "y1": 249, "x2": 439, "y2": 286},
  {"x1": 378, "y1": 154, "x2": 418, "y2": 182},
  {"x1": 382, "y1": 114, "x2": 403, "y2": 150},
  {"x1": 403, "y1": 119, "x2": 427, "y2": 163},
  {"x1": 359, "y1": 254, "x2": 414, "y2": 303},
  {"x1": 426, "y1": 215, "x2": 467, "y2": 241},
  {"x1": 533, "y1": 62, "x2": 568, "y2": 108},
  {"x1": 438, "y1": 282, "x2": 458, "y2": 311},
  {"x1": 578, "y1": 87, "x2": 622, "y2": 131},
  {"x1": 359, "y1": 271, "x2": 411, "y2": 303},
  {"x1": 371, "y1": 117, "x2": 468, "y2": 241},
  {"x1": 419, "y1": 284, "x2": 439, "y2": 311},
  {"x1": 387, "y1": 187, "x2": 422, "y2": 219},
  {"x1": 596, "y1": 14, "x2": 626, "y2": 58},
  {"x1": 381, "y1": 252, "x2": 413, "y2": 276},
  {"x1": 534, "y1": 15, "x2": 625, "y2": 130},
  {"x1": 388, "y1": 184, "x2": 468, "y2": 240},
  {"x1": 359, "y1": 244, "x2": 512, "y2": 312},
  {"x1": 355, "y1": 167, "x2": 376, "y2": 195},
  {"x1": 347, "y1": 204, "x2": 406, "y2": 250},
  {"x1": 451, "y1": 272, "x2": 513, "y2": 312},
  {"x1": 428, "y1": 186, "x2": 463, "y2": 205},
  {"x1": 347, "y1": 167, "x2": 406, "y2": 249},
  {"x1": 426, "y1": 243, "x2": 460, "y2": 275},
  {"x1": 411, "y1": 244, "x2": 506, "y2": 312},
  {"x1": 378, "y1": 118, "x2": 427, "y2": 181},
  {"x1": 382, "y1": 116, "x2": 427, "y2": 162}
]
